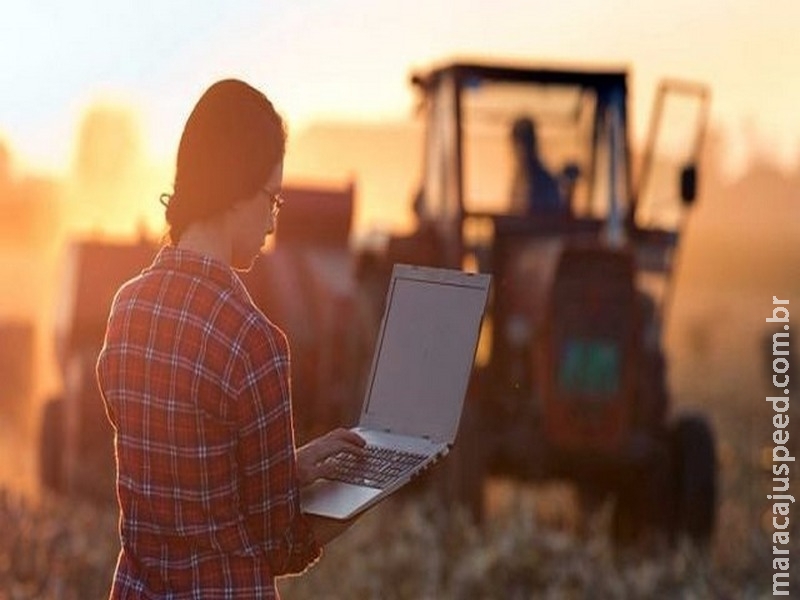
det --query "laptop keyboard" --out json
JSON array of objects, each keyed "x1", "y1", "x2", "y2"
[{"x1": 324, "y1": 445, "x2": 429, "y2": 489}]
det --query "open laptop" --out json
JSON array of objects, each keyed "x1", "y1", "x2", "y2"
[{"x1": 301, "y1": 263, "x2": 491, "y2": 520}]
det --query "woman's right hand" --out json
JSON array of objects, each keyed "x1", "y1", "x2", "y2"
[{"x1": 295, "y1": 428, "x2": 366, "y2": 487}]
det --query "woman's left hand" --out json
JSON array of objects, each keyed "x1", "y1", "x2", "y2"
[{"x1": 296, "y1": 428, "x2": 366, "y2": 486}]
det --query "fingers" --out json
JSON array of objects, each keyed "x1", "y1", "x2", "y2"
[
  {"x1": 313, "y1": 429, "x2": 365, "y2": 463},
  {"x1": 326, "y1": 428, "x2": 366, "y2": 453},
  {"x1": 314, "y1": 459, "x2": 342, "y2": 482},
  {"x1": 296, "y1": 428, "x2": 366, "y2": 486}
]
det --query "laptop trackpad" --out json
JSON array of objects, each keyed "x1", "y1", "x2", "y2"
[{"x1": 301, "y1": 480, "x2": 383, "y2": 520}]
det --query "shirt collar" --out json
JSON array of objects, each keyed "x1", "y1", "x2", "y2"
[{"x1": 149, "y1": 245, "x2": 252, "y2": 302}]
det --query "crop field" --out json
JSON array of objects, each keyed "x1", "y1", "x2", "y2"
[{"x1": 0, "y1": 416, "x2": 795, "y2": 600}]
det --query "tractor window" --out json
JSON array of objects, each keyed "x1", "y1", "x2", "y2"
[
  {"x1": 636, "y1": 84, "x2": 709, "y2": 232},
  {"x1": 460, "y1": 79, "x2": 597, "y2": 217},
  {"x1": 422, "y1": 75, "x2": 459, "y2": 225},
  {"x1": 421, "y1": 74, "x2": 462, "y2": 267}
]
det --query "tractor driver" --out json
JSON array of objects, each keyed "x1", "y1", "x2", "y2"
[{"x1": 509, "y1": 116, "x2": 570, "y2": 216}]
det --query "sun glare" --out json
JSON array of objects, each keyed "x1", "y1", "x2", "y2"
[{"x1": 63, "y1": 102, "x2": 168, "y2": 240}]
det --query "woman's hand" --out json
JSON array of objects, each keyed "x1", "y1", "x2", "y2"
[{"x1": 296, "y1": 428, "x2": 366, "y2": 487}]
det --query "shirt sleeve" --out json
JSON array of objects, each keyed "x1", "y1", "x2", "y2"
[{"x1": 233, "y1": 320, "x2": 322, "y2": 576}]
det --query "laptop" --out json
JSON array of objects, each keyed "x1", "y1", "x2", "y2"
[{"x1": 301, "y1": 263, "x2": 491, "y2": 520}]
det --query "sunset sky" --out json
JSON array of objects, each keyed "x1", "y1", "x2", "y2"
[{"x1": 1, "y1": 0, "x2": 798, "y2": 178}]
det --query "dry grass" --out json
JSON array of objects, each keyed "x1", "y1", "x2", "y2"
[
  {"x1": 0, "y1": 490, "x2": 118, "y2": 599},
  {"x1": 279, "y1": 493, "x2": 730, "y2": 599},
  {"x1": 2, "y1": 393, "x2": 796, "y2": 600}
]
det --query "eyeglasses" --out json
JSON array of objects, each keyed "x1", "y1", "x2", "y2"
[{"x1": 263, "y1": 188, "x2": 285, "y2": 217}]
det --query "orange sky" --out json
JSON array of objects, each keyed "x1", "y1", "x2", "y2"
[{"x1": 0, "y1": 0, "x2": 798, "y2": 179}]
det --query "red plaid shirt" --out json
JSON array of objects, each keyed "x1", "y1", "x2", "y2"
[{"x1": 97, "y1": 246, "x2": 321, "y2": 599}]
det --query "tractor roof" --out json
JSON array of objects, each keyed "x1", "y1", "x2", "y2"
[{"x1": 411, "y1": 59, "x2": 629, "y2": 93}]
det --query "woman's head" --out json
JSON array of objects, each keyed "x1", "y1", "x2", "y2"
[{"x1": 165, "y1": 79, "x2": 286, "y2": 243}]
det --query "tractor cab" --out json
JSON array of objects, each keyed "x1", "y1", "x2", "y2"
[
  {"x1": 403, "y1": 61, "x2": 710, "y2": 392},
  {"x1": 411, "y1": 61, "x2": 708, "y2": 268}
]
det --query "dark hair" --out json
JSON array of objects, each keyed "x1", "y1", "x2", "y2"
[{"x1": 164, "y1": 79, "x2": 286, "y2": 243}]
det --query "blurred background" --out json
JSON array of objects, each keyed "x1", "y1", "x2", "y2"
[{"x1": 0, "y1": 1, "x2": 798, "y2": 597}]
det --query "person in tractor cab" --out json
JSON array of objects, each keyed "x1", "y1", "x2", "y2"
[
  {"x1": 509, "y1": 116, "x2": 570, "y2": 216},
  {"x1": 96, "y1": 79, "x2": 365, "y2": 599}
]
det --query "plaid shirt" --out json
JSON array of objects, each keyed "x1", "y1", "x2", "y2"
[{"x1": 97, "y1": 246, "x2": 321, "y2": 599}]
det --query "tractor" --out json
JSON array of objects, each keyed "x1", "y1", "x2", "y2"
[{"x1": 351, "y1": 60, "x2": 717, "y2": 545}]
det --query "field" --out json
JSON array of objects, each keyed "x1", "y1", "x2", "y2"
[{"x1": 0, "y1": 396, "x2": 795, "y2": 600}]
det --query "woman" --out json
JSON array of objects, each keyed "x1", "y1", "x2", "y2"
[{"x1": 97, "y1": 79, "x2": 365, "y2": 599}]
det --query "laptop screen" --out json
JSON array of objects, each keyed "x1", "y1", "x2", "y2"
[{"x1": 360, "y1": 265, "x2": 491, "y2": 443}]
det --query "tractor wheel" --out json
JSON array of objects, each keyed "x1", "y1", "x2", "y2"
[
  {"x1": 669, "y1": 412, "x2": 717, "y2": 546},
  {"x1": 611, "y1": 452, "x2": 672, "y2": 549},
  {"x1": 611, "y1": 483, "x2": 642, "y2": 547},
  {"x1": 39, "y1": 397, "x2": 65, "y2": 494}
]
